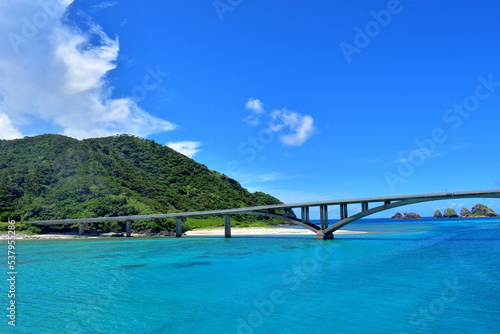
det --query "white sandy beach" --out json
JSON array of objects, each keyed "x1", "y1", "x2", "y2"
[
  {"x1": 1, "y1": 227, "x2": 368, "y2": 239},
  {"x1": 184, "y1": 227, "x2": 368, "y2": 236}
]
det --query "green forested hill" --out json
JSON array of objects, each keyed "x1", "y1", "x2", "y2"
[{"x1": 0, "y1": 134, "x2": 283, "y2": 232}]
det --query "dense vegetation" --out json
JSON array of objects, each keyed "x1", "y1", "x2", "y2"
[
  {"x1": 0, "y1": 134, "x2": 285, "y2": 233},
  {"x1": 444, "y1": 208, "x2": 459, "y2": 218},
  {"x1": 470, "y1": 203, "x2": 498, "y2": 217}
]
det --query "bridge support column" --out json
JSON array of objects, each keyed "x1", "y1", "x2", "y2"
[
  {"x1": 361, "y1": 202, "x2": 368, "y2": 212},
  {"x1": 79, "y1": 223, "x2": 85, "y2": 236},
  {"x1": 316, "y1": 230, "x2": 334, "y2": 240},
  {"x1": 301, "y1": 206, "x2": 309, "y2": 223},
  {"x1": 320, "y1": 205, "x2": 328, "y2": 230},
  {"x1": 340, "y1": 203, "x2": 348, "y2": 220},
  {"x1": 224, "y1": 215, "x2": 231, "y2": 238},
  {"x1": 176, "y1": 217, "x2": 182, "y2": 237},
  {"x1": 126, "y1": 220, "x2": 132, "y2": 237}
]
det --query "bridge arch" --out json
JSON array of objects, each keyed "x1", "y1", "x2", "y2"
[
  {"x1": 245, "y1": 193, "x2": 500, "y2": 239},
  {"x1": 316, "y1": 194, "x2": 500, "y2": 239}
]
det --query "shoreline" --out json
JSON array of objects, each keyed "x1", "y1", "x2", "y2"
[
  {"x1": 0, "y1": 227, "x2": 369, "y2": 239},
  {"x1": 184, "y1": 227, "x2": 369, "y2": 236}
]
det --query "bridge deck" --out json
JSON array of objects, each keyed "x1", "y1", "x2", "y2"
[{"x1": 29, "y1": 189, "x2": 500, "y2": 225}]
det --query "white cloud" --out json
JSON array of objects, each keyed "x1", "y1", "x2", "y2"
[
  {"x1": 243, "y1": 98, "x2": 264, "y2": 126},
  {"x1": 242, "y1": 98, "x2": 315, "y2": 145},
  {"x1": 167, "y1": 141, "x2": 202, "y2": 158},
  {"x1": 90, "y1": 1, "x2": 117, "y2": 11},
  {"x1": 56, "y1": 22, "x2": 119, "y2": 95},
  {"x1": 245, "y1": 98, "x2": 264, "y2": 114},
  {"x1": 0, "y1": 114, "x2": 22, "y2": 140},
  {"x1": 243, "y1": 114, "x2": 260, "y2": 126},
  {"x1": 269, "y1": 108, "x2": 315, "y2": 146},
  {"x1": 0, "y1": 1, "x2": 176, "y2": 140}
]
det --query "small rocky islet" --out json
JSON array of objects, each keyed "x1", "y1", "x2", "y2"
[
  {"x1": 391, "y1": 212, "x2": 422, "y2": 220},
  {"x1": 392, "y1": 203, "x2": 498, "y2": 220}
]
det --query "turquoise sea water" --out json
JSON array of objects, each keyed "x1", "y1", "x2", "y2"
[{"x1": 1, "y1": 218, "x2": 499, "y2": 333}]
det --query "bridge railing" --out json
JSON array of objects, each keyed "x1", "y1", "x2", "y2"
[{"x1": 280, "y1": 188, "x2": 500, "y2": 208}]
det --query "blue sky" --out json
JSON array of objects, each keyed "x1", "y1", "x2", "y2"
[{"x1": 1, "y1": 0, "x2": 499, "y2": 218}]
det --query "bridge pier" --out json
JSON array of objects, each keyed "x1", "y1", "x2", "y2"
[
  {"x1": 361, "y1": 202, "x2": 368, "y2": 212},
  {"x1": 176, "y1": 217, "x2": 182, "y2": 237},
  {"x1": 301, "y1": 206, "x2": 309, "y2": 223},
  {"x1": 126, "y1": 220, "x2": 131, "y2": 237},
  {"x1": 316, "y1": 230, "x2": 334, "y2": 240},
  {"x1": 79, "y1": 223, "x2": 85, "y2": 235},
  {"x1": 320, "y1": 205, "x2": 328, "y2": 229},
  {"x1": 340, "y1": 203, "x2": 348, "y2": 220},
  {"x1": 224, "y1": 215, "x2": 231, "y2": 238}
]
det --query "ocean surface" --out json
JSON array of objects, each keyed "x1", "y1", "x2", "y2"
[{"x1": 2, "y1": 217, "x2": 499, "y2": 333}]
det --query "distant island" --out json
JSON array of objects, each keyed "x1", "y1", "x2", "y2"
[
  {"x1": 392, "y1": 203, "x2": 499, "y2": 220},
  {"x1": 391, "y1": 212, "x2": 422, "y2": 220}
]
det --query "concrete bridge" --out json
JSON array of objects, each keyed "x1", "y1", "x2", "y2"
[{"x1": 29, "y1": 189, "x2": 500, "y2": 239}]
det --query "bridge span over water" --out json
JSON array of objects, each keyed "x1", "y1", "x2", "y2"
[{"x1": 29, "y1": 189, "x2": 500, "y2": 239}]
